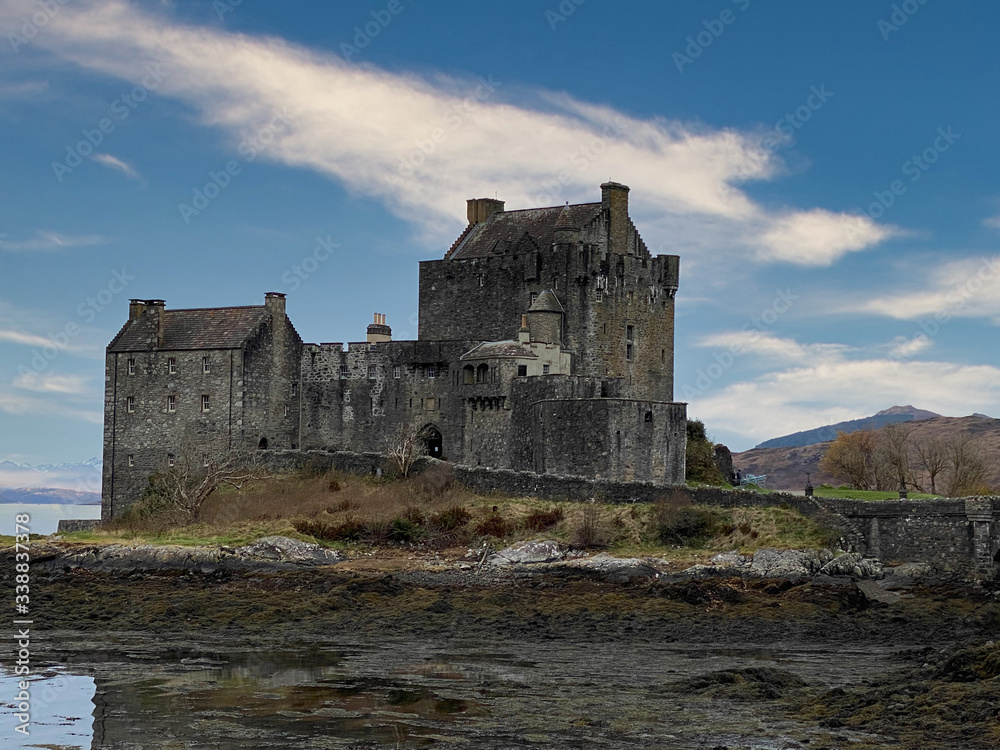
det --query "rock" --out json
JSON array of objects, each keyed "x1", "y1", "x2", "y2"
[
  {"x1": 818, "y1": 553, "x2": 884, "y2": 579},
  {"x1": 888, "y1": 562, "x2": 934, "y2": 580},
  {"x1": 749, "y1": 548, "x2": 821, "y2": 578},
  {"x1": 709, "y1": 551, "x2": 751, "y2": 569},
  {"x1": 568, "y1": 553, "x2": 659, "y2": 582},
  {"x1": 237, "y1": 536, "x2": 343, "y2": 565},
  {"x1": 486, "y1": 540, "x2": 565, "y2": 566}
]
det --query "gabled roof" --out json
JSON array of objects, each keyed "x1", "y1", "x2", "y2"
[
  {"x1": 461, "y1": 340, "x2": 538, "y2": 360},
  {"x1": 448, "y1": 202, "x2": 602, "y2": 260},
  {"x1": 108, "y1": 306, "x2": 269, "y2": 352}
]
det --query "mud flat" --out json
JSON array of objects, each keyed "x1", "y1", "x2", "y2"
[{"x1": 12, "y1": 543, "x2": 1000, "y2": 749}]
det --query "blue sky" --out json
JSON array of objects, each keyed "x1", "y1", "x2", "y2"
[{"x1": 2, "y1": 0, "x2": 1000, "y2": 463}]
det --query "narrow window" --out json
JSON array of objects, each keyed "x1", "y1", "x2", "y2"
[
  {"x1": 393, "y1": 365, "x2": 401, "y2": 379},
  {"x1": 661, "y1": 349, "x2": 665, "y2": 363},
  {"x1": 127, "y1": 358, "x2": 136, "y2": 375},
  {"x1": 530, "y1": 292, "x2": 538, "y2": 306},
  {"x1": 626, "y1": 343, "x2": 633, "y2": 361},
  {"x1": 202, "y1": 355, "x2": 210, "y2": 373},
  {"x1": 517, "y1": 365, "x2": 527, "y2": 377},
  {"x1": 127, "y1": 454, "x2": 134, "y2": 467},
  {"x1": 167, "y1": 395, "x2": 177, "y2": 412},
  {"x1": 595, "y1": 289, "x2": 603, "y2": 302},
  {"x1": 409, "y1": 398, "x2": 413, "y2": 408},
  {"x1": 427, "y1": 364, "x2": 437, "y2": 379},
  {"x1": 368, "y1": 365, "x2": 376, "y2": 379},
  {"x1": 126, "y1": 396, "x2": 135, "y2": 413},
  {"x1": 291, "y1": 382, "x2": 298, "y2": 396},
  {"x1": 203, "y1": 454, "x2": 210, "y2": 467},
  {"x1": 476, "y1": 363, "x2": 489, "y2": 383},
  {"x1": 201, "y1": 394, "x2": 210, "y2": 412},
  {"x1": 167, "y1": 453, "x2": 175, "y2": 468},
  {"x1": 340, "y1": 363, "x2": 348, "y2": 379},
  {"x1": 168, "y1": 357, "x2": 176, "y2": 374},
  {"x1": 626, "y1": 325, "x2": 634, "y2": 340},
  {"x1": 542, "y1": 364, "x2": 550, "y2": 375},
  {"x1": 283, "y1": 404, "x2": 289, "y2": 417},
  {"x1": 463, "y1": 365, "x2": 475, "y2": 384}
]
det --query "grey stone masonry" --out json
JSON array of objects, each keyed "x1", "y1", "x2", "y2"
[{"x1": 102, "y1": 183, "x2": 688, "y2": 518}]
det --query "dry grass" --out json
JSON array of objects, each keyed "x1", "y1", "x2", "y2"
[{"x1": 67, "y1": 468, "x2": 838, "y2": 558}]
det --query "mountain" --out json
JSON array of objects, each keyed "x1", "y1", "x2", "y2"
[
  {"x1": 734, "y1": 414, "x2": 1000, "y2": 490},
  {"x1": 0, "y1": 458, "x2": 103, "y2": 497},
  {"x1": 753, "y1": 406, "x2": 940, "y2": 450},
  {"x1": 0, "y1": 487, "x2": 101, "y2": 505}
]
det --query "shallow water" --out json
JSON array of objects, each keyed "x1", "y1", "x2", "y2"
[
  {"x1": 6, "y1": 633, "x2": 907, "y2": 749},
  {"x1": 1, "y1": 502, "x2": 102, "y2": 535}
]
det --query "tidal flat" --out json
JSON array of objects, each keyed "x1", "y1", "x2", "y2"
[{"x1": 16, "y1": 553, "x2": 1000, "y2": 749}]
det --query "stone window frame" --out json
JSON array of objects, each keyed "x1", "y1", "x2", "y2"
[
  {"x1": 202, "y1": 356, "x2": 211, "y2": 374},
  {"x1": 127, "y1": 454, "x2": 134, "y2": 467},
  {"x1": 427, "y1": 364, "x2": 437, "y2": 379},
  {"x1": 368, "y1": 364, "x2": 377, "y2": 379},
  {"x1": 543, "y1": 364, "x2": 550, "y2": 375},
  {"x1": 393, "y1": 365, "x2": 401, "y2": 379},
  {"x1": 126, "y1": 396, "x2": 135, "y2": 413},
  {"x1": 201, "y1": 394, "x2": 210, "y2": 412},
  {"x1": 291, "y1": 382, "x2": 298, "y2": 396},
  {"x1": 127, "y1": 358, "x2": 136, "y2": 375},
  {"x1": 167, "y1": 453, "x2": 175, "y2": 468},
  {"x1": 167, "y1": 395, "x2": 177, "y2": 413},
  {"x1": 517, "y1": 365, "x2": 527, "y2": 377},
  {"x1": 340, "y1": 363, "x2": 349, "y2": 379},
  {"x1": 168, "y1": 357, "x2": 176, "y2": 375}
]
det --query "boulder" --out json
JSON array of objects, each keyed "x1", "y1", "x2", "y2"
[
  {"x1": 237, "y1": 536, "x2": 343, "y2": 565},
  {"x1": 569, "y1": 553, "x2": 659, "y2": 582},
  {"x1": 818, "y1": 553, "x2": 884, "y2": 579},
  {"x1": 486, "y1": 539, "x2": 566, "y2": 566},
  {"x1": 749, "y1": 548, "x2": 821, "y2": 578}
]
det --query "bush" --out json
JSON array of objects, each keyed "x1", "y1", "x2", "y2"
[
  {"x1": 475, "y1": 514, "x2": 509, "y2": 539},
  {"x1": 524, "y1": 507, "x2": 564, "y2": 531},
  {"x1": 571, "y1": 503, "x2": 611, "y2": 549},
  {"x1": 388, "y1": 517, "x2": 421, "y2": 544},
  {"x1": 652, "y1": 493, "x2": 734, "y2": 547},
  {"x1": 293, "y1": 518, "x2": 364, "y2": 542},
  {"x1": 430, "y1": 505, "x2": 472, "y2": 532}
]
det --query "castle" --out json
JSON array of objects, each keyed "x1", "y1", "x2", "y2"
[{"x1": 101, "y1": 182, "x2": 687, "y2": 518}]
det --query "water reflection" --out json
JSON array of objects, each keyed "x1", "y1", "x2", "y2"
[{"x1": 0, "y1": 669, "x2": 95, "y2": 749}]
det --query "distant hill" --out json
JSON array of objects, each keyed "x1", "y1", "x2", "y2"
[
  {"x1": 754, "y1": 405, "x2": 940, "y2": 450},
  {"x1": 0, "y1": 458, "x2": 102, "y2": 491},
  {"x1": 0, "y1": 487, "x2": 101, "y2": 505},
  {"x1": 734, "y1": 414, "x2": 1000, "y2": 490}
]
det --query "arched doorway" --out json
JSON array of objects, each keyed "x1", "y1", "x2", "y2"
[{"x1": 422, "y1": 425, "x2": 443, "y2": 459}]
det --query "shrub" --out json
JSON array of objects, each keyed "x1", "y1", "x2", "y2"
[
  {"x1": 475, "y1": 515, "x2": 509, "y2": 539},
  {"x1": 327, "y1": 477, "x2": 341, "y2": 493},
  {"x1": 293, "y1": 518, "x2": 364, "y2": 542},
  {"x1": 388, "y1": 517, "x2": 421, "y2": 544},
  {"x1": 524, "y1": 507, "x2": 564, "y2": 531},
  {"x1": 652, "y1": 493, "x2": 734, "y2": 547},
  {"x1": 571, "y1": 503, "x2": 611, "y2": 549},
  {"x1": 430, "y1": 505, "x2": 472, "y2": 532}
]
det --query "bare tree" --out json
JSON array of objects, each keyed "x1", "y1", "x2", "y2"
[
  {"x1": 912, "y1": 435, "x2": 948, "y2": 495},
  {"x1": 387, "y1": 424, "x2": 429, "y2": 478},
  {"x1": 878, "y1": 423, "x2": 913, "y2": 491},
  {"x1": 945, "y1": 432, "x2": 989, "y2": 497},
  {"x1": 140, "y1": 435, "x2": 268, "y2": 523}
]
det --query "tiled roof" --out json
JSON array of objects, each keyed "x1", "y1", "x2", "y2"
[
  {"x1": 461, "y1": 340, "x2": 538, "y2": 360},
  {"x1": 448, "y1": 202, "x2": 603, "y2": 260},
  {"x1": 108, "y1": 306, "x2": 269, "y2": 352}
]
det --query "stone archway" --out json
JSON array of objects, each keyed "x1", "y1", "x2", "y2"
[{"x1": 422, "y1": 424, "x2": 443, "y2": 459}]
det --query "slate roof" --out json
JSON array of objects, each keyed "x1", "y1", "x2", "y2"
[
  {"x1": 528, "y1": 290, "x2": 564, "y2": 313},
  {"x1": 108, "y1": 306, "x2": 269, "y2": 352},
  {"x1": 461, "y1": 340, "x2": 538, "y2": 360},
  {"x1": 448, "y1": 202, "x2": 603, "y2": 260}
]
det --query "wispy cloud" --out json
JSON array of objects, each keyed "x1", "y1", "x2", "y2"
[
  {"x1": 91, "y1": 152, "x2": 140, "y2": 179},
  {"x1": 0, "y1": 230, "x2": 106, "y2": 252},
  {"x1": 862, "y1": 255, "x2": 1000, "y2": 323},
  {"x1": 0, "y1": 0, "x2": 892, "y2": 266},
  {"x1": 12, "y1": 372, "x2": 89, "y2": 395},
  {"x1": 0, "y1": 388, "x2": 102, "y2": 424}
]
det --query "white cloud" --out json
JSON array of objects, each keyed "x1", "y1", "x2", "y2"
[
  {"x1": 13, "y1": 372, "x2": 89, "y2": 395},
  {"x1": 697, "y1": 331, "x2": 850, "y2": 364},
  {"x1": 863, "y1": 255, "x2": 1000, "y2": 322},
  {"x1": 0, "y1": 0, "x2": 891, "y2": 265},
  {"x1": 0, "y1": 329, "x2": 57, "y2": 348},
  {"x1": 887, "y1": 334, "x2": 932, "y2": 359},
  {"x1": 0, "y1": 231, "x2": 106, "y2": 252},
  {"x1": 686, "y1": 333, "x2": 1000, "y2": 448},
  {"x1": 984, "y1": 215, "x2": 1000, "y2": 230},
  {"x1": 92, "y1": 152, "x2": 140, "y2": 179},
  {"x1": 0, "y1": 388, "x2": 102, "y2": 424},
  {"x1": 754, "y1": 209, "x2": 899, "y2": 266}
]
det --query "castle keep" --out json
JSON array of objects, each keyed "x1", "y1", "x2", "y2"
[{"x1": 102, "y1": 183, "x2": 687, "y2": 518}]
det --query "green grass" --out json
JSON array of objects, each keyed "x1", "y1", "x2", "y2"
[{"x1": 812, "y1": 486, "x2": 938, "y2": 501}]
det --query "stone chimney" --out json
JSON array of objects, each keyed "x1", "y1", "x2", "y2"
[
  {"x1": 145, "y1": 299, "x2": 165, "y2": 347},
  {"x1": 601, "y1": 181, "x2": 630, "y2": 255},
  {"x1": 367, "y1": 313, "x2": 392, "y2": 343},
  {"x1": 517, "y1": 314, "x2": 530, "y2": 344},
  {"x1": 467, "y1": 198, "x2": 505, "y2": 225},
  {"x1": 128, "y1": 299, "x2": 147, "y2": 322},
  {"x1": 265, "y1": 292, "x2": 286, "y2": 319}
]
